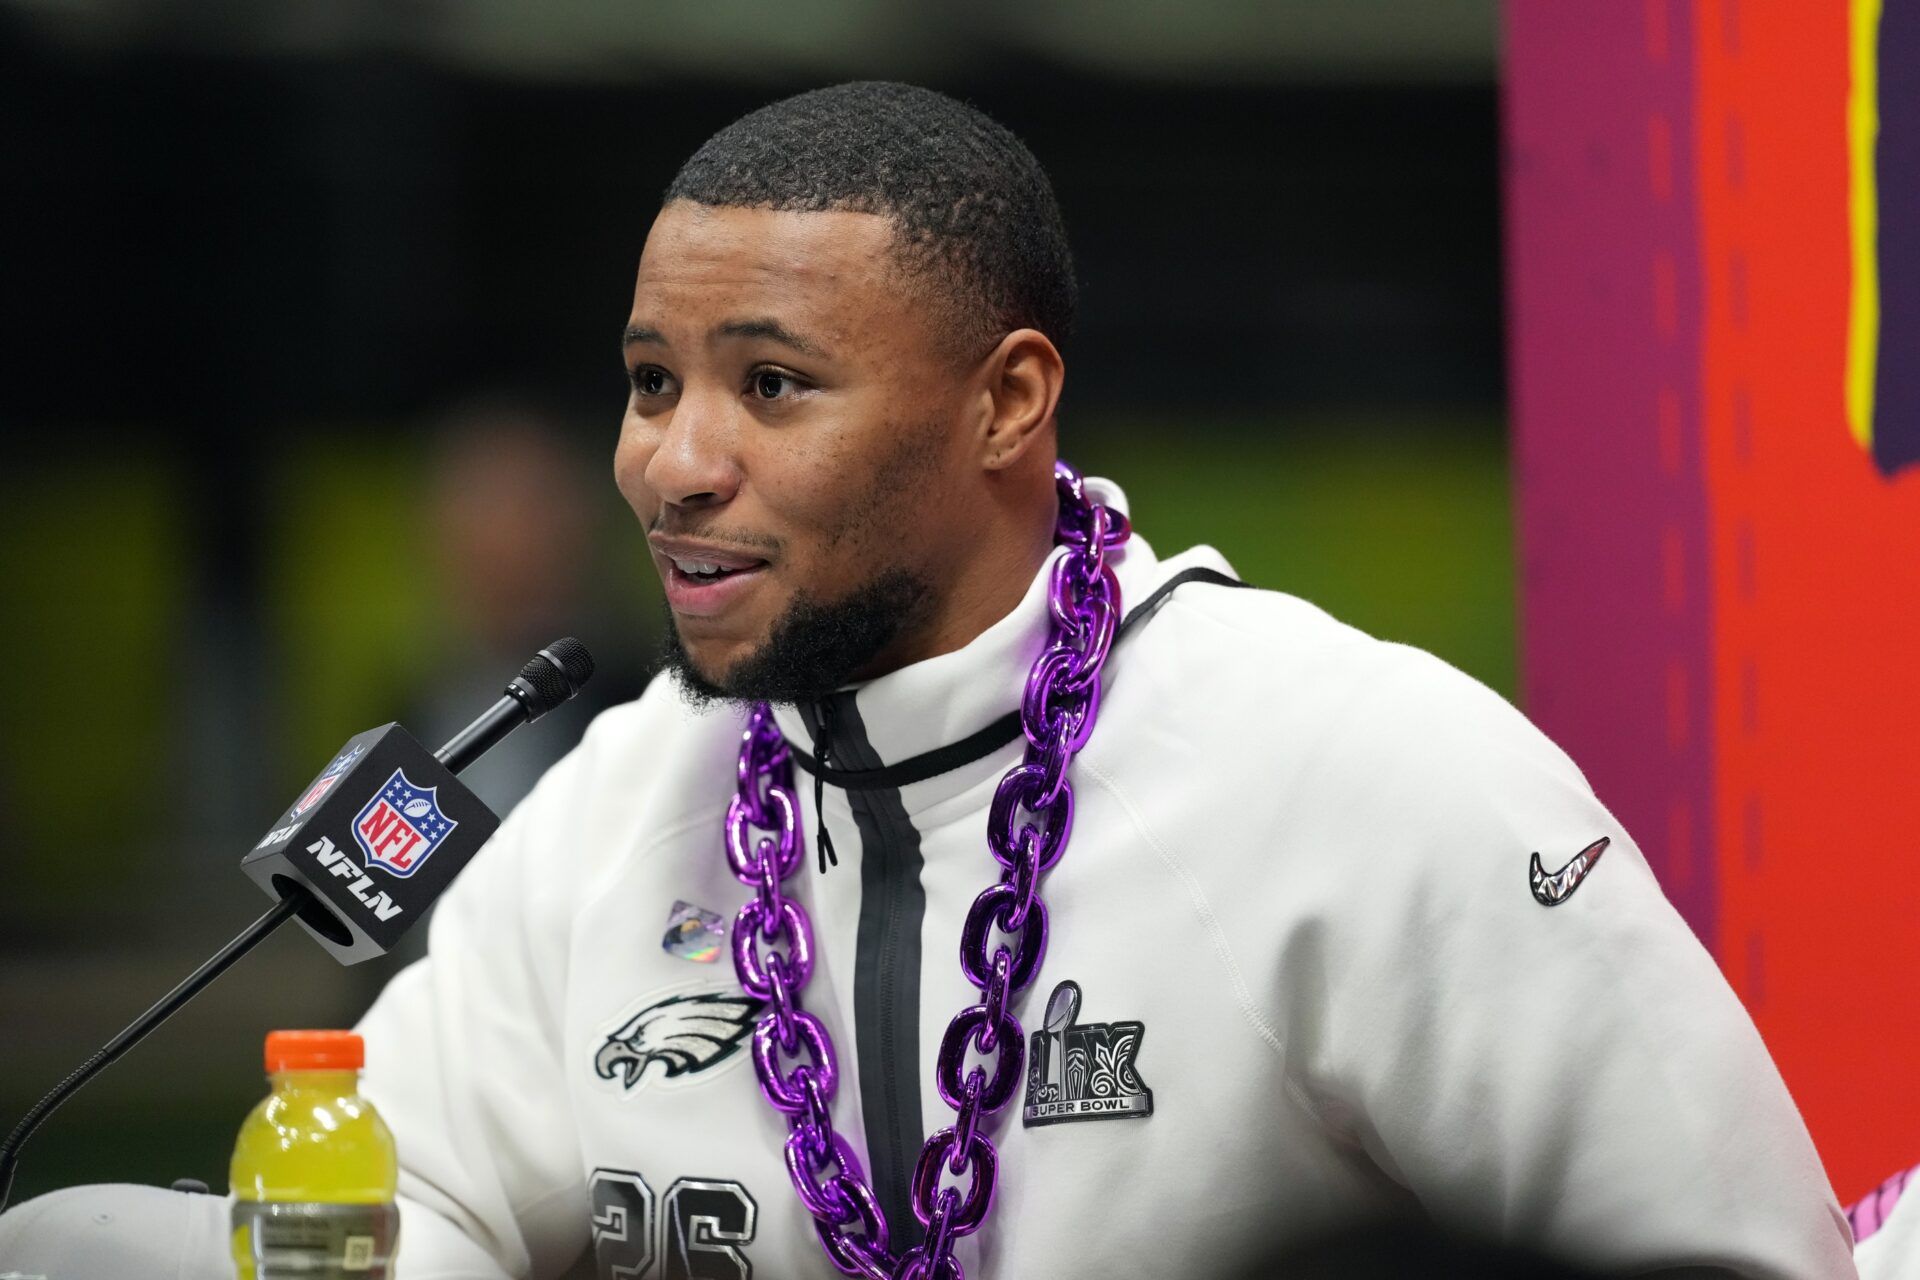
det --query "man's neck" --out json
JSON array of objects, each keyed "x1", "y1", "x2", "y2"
[{"x1": 851, "y1": 500, "x2": 1057, "y2": 683}]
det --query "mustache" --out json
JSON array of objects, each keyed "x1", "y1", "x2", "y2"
[{"x1": 647, "y1": 512, "x2": 784, "y2": 555}]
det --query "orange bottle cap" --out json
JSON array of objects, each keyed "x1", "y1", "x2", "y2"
[{"x1": 264, "y1": 1029, "x2": 364, "y2": 1073}]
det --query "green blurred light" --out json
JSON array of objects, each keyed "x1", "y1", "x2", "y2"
[{"x1": 1071, "y1": 417, "x2": 1515, "y2": 699}]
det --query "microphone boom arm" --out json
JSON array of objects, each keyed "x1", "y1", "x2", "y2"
[{"x1": 0, "y1": 891, "x2": 306, "y2": 1211}]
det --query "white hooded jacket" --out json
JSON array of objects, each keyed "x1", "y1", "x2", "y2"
[{"x1": 347, "y1": 478, "x2": 1854, "y2": 1279}]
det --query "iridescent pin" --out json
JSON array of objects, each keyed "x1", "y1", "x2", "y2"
[{"x1": 662, "y1": 900, "x2": 727, "y2": 963}]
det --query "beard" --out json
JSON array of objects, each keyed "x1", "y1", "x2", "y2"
[{"x1": 658, "y1": 566, "x2": 934, "y2": 709}]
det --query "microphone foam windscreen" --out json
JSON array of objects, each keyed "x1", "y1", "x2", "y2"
[{"x1": 521, "y1": 637, "x2": 595, "y2": 713}]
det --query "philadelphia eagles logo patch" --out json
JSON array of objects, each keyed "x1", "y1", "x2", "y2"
[{"x1": 594, "y1": 991, "x2": 763, "y2": 1091}]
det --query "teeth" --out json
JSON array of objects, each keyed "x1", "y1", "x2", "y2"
[{"x1": 672, "y1": 558, "x2": 725, "y2": 576}]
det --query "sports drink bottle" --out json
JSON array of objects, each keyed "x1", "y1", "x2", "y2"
[{"x1": 230, "y1": 1030, "x2": 399, "y2": 1278}]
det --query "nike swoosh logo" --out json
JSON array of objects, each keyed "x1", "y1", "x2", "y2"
[{"x1": 1529, "y1": 837, "x2": 1612, "y2": 906}]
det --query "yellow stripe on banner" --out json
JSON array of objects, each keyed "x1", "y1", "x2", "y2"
[{"x1": 1847, "y1": 0, "x2": 1883, "y2": 452}]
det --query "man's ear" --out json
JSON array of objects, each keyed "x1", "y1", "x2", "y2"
[{"x1": 976, "y1": 328, "x2": 1064, "y2": 471}]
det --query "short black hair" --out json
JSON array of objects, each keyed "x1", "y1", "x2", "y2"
[{"x1": 666, "y1": 81, "x2": 1076, "y2": 355}]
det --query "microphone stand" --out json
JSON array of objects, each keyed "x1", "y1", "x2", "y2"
[
  {"x1": 0, "y1": 638, "x2": 592, "y2": 1214},
  {"x1": 0, "y1": 890, "x2": 310, "y2": 1211}
]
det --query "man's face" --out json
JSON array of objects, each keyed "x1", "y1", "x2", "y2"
[{"x1": 615, "y1": 201, "x2": 979, "y2": 699}]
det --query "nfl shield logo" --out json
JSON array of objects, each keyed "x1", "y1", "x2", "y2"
[
  {"x1": 353, "y1": 768, "x2": 458, "y2": 878},
  {"x1": 293, "y1": 773, "x2": 339, "y2": 816},
  {"x1": 322, "y1": 742, "x2": 366, "y2": 779}
]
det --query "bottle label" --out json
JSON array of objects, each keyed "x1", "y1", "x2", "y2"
[{"x1": 233, "y1": 1201, "x2": 400, "y2": 1278}]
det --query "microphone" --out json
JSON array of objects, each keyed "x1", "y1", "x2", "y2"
[
  {"x1": 0, "y1": 639, "x2": 594, "y2": 1212},
  {"x1": 242, "y1": 637, "x2": 596, "y2": 964},
  {"x1": 436, "y1": 637, "x2": 597, "y2": 773}
]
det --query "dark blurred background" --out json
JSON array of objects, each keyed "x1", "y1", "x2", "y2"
[{"x1": 0, "y1": 0, "x2": 1506, "y2": 1203}]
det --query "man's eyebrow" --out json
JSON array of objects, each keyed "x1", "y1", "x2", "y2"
[
  {"x1": 621, "y1": 318, "x2": 828, "y2": 358},
  {"x1": 716, "y1": 318, "x2": 826, "y2": 357}
]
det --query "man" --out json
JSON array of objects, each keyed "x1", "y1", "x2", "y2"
[{"x1": 0, "y1": 82, "x2": 1856, "y2": 1279}]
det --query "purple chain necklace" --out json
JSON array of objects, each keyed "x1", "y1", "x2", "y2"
[{"x1": 723, "y1": 461, "x2": 1128, "y2": 1280}]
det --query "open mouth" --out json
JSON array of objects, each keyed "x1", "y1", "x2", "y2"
[
  {"x1": 659, "y1": 551, "x2": 772, "y2": 617},
  {"x1": 668, "y1": 557, "x2": 765, "y2": 584},
  {"x1": 650, "y1": 535, "x2": 776, "y2": 618}
]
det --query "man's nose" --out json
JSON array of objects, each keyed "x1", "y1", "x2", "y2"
[{"x1": 644, "y1": 388, "x2": 741, "y2": 509}]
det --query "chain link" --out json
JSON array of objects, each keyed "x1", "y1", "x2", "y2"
[{"x1": 726, "y1": 461, "x2": 1128, "y2": 1278}]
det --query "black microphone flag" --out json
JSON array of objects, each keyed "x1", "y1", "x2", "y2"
[
  {"x1": 238, "y1": 635, "x2": 593, "y2": 964},
  {"x1": 240, "y1": 725, "x2": 500, "y2": 964}
]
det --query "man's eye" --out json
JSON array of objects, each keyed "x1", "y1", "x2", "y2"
[
  {"x1": 630, "y1": 367, "x2": 671, "y2": 396},
  {"x1": 751, "y1": 370, "x2": 799, "y2": 401}
]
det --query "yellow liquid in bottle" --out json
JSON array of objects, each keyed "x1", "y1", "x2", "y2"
[{"x1": 230, "y1": 1069, "x2": 398, "y2": 1279}]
